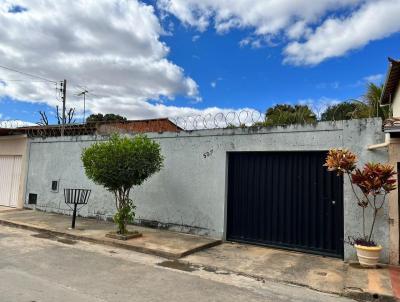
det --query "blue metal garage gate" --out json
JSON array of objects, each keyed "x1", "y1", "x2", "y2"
[{"x1": 227, "y1": 151, "x2": 344, "y2": 258}]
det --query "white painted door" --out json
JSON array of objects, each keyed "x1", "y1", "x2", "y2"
[{"x1": 0, "y1": 155, "x2": 22, "y2": 207}]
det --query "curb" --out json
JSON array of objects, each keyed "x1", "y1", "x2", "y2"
[{"x1": 0, "y1": 218, "x2": 222, "y2": 260}]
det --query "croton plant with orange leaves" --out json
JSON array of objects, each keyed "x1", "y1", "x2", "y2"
[
  {"x1": 324, "y1": 149, "x2": 396, "y2": 246},
  {"x1": 325, "y1": 149, "x2": 357, "y2": 175}
]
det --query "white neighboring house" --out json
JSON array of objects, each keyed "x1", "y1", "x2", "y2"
[
  {"x1": 379, "y1": 57, "x2": 400, "y2": 265},
  {"x1": 0, "y1": 129, "x2": 28, "y2": 208},
  {"x1": 0, "y1": 120, "x2": 33, "y2": 208},
  {"x1": 381, "y1": 58, "x2": 400, "y2": 117}
]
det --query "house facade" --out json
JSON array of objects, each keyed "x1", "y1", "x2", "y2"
[
  {"x1": 378, "y1": 57, "x2": 400, "y2": 265},
  {"x1": 0, "y1": 132, "x2": 28, "y2": 208},
  {"x1": 381, "y1": 58, "x2": 400, "y2": 117},
  {"x1": 20, "y1": 118, "x2": 392, "y2": 263}
]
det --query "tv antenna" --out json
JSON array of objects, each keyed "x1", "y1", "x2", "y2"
[{"x1": 76, "y1": 88, "x2": 89, "y2": 123}]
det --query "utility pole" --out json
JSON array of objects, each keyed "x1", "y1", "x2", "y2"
[{"x1": 61, "y1": 79, "x2": 67, "y2": 136}]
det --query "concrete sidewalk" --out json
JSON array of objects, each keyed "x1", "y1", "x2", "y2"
[
  {"x1": 180, "y1": 242, "x2": 400, "y2": 302},
  {"x1": 0, "y1": 206, "x2": 21, "y2": 212},
  {"x1": 0, "y1": 209, "x2": 221, "y2": 259}
]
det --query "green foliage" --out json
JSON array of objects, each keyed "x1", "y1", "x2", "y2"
[
  {"x1": 113, "y1": 200, "x2": 136, "y2": 235},
  {"x1": 81, "y1": 134, "x2": 163, "y2": 234},
  {"x1": 86, "y1": 113, "x2": 127, "y2": 123},
  {"x1": 320, "y1": 102, "x2": 362, "y2": 121},
  {"x1": 82, "y1": 134, "x2": 163, "y2": 191},
  {"x1": 86, "y1": 113, "x2": 104, "y2": 122},
  {"x1": 320, "y1": 83, "x2": 388, "y2": 121},
  {"x1": 257, "y1": 104, "x2": 317, "y2": 127},
  {"x1": 362, "y1": 83, "x2": 388, "y2": 120},
  {"x1": 225, "y1": 123, "x2": 236, "y2": 129},
  {"x1": 225, "y1": 123, "x2": 247, "y2": 129}
]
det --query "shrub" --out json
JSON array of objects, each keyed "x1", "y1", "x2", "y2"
[
  {"x1": 86, "y1": 113, "x2": 127, "y2": 123},
  {"x1": 82, "y1": 134, "x2": 163, "y2": 234},
  {"x1": 324, "y1": 149, "x2": 396, "y2": 245}
]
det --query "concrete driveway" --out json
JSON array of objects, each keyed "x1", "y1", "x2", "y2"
[
  {"x1": 182, "y1": 242, "x2": 396, "y2": 301},
  {"x1": 0, "y1": 225, "x2": 355, "y2": 302},
  {"x1": 182, "y1": 242, "x2": 346, "y2": 293}
]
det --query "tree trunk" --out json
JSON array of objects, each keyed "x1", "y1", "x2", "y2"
[
  {"x1": 114, "y1": 189, "x2": 131, "y2": 235},
  {"x1": 368, "y1": 209, "x2": 378, "y2": 243}
]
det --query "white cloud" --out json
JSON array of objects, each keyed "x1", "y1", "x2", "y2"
[
  {"x1": 364, "y1": 73, "x2": 384, "y2": 84},
  {"x1": 349, "y1": 73, "x2": 385, "y2": 87},
  {"x1": 239, "y1": 37, "x2": 263, "y2": 49},
  {"x1": 0, "y1": 119, "x2": 36, "y2": 128},
  {"x1": 158, "y1": 0, "x2": 400, "y2": 65},
  {"x1": 158, "y1": 0, "x2": 359, "y2": 34},
  {"x1": 286, "y1": 21, "x2": 312, "y2": 40},
  {"x1": 298, "y1": 97, "x2": 341, "y2": 118},
  {"x1": 284, "y1": 0, "x2": 400, "y2": 65},
  {"x1": 0, "y1": 0, "x2": 202, "y2": 120},
  {"x1": 239, "y1": 38, "x2": 251, "y2": 48}
]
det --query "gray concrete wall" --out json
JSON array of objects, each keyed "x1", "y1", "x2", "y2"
[{"x1": 24, "y1": 118, "x2": 390, "y2": 262}]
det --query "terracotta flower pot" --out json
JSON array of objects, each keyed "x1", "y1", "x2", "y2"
[{"x1": 354, "y1": 244, "x2": 382, "y2": 267}]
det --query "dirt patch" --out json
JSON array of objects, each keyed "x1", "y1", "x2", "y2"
[
  {"x1": 158, "y1": 260, "x2": 198, "y2": 272},
  {"x1": 202, "y1": 266, "x2": 230, "y2": 275},
  {"x1": 158, "y1": 260, "x2": 231, "y2": 276},
  {"x1": 31, "y1": 232, "x2": 57, "y2": 240},
  {"x1": 57, "y1": 238, "x2": 77, "y2": 245},
  {"x1": 31, "y1": 232, "x2": 77, "y2": 245}
]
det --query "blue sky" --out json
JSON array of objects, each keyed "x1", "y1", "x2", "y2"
[
  {"x1": 1, "y1": 0, "x2": 400, "y2": 125},
  {"x1": 161, "y1": 19, "x2": 399, "y2": 110}
]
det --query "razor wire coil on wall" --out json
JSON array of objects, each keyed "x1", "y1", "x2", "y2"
[
  {"x1": 170, "y1": 110, "x2": 265, "y2": 130},
  {"x1": 0, "y1": 107, "x2": 351, "y2": 138}
]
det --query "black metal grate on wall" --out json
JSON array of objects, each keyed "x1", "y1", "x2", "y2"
[{"x1": 227, "y1": 151, "x2": 344, "y2": 258}]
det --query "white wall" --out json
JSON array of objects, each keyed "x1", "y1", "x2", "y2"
[
  {"x1": 392, "y1": 84, "x2": 400, "y2": 117},
  {"x1": 0, "y1": 135, "x2": 28, "y2": 208}
]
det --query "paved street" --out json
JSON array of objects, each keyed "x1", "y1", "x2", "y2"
[{"x1": 0, "y1": 226, "x2": 355, "y2": 302}]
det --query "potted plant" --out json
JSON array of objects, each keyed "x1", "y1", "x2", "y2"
[
  {"x1": 81, "y1": 134, "x2": 164, "y2": 240},
  {"x1": 324, "y1": 149, "x2": 396, "y2": 267}
]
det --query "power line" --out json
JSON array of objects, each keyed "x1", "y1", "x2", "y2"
[
  {"x1": 0, "y1": 78, "x2": 56, "y2": 83},
  {"x1": 0, "y1": 65, "x2": 57, "y2": 83}
]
